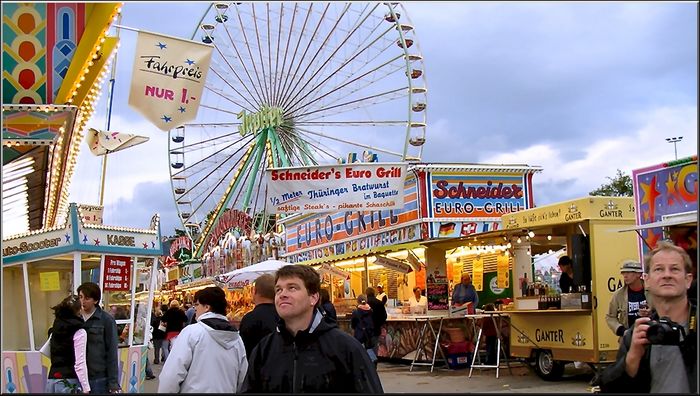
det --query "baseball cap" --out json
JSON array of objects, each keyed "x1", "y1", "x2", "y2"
[
  {"x1": 620, "y1": 260, "x2": 643, "y2": 273},
  {"x1": 377, "y1": 283, "x2": 383, "y2": 288}
]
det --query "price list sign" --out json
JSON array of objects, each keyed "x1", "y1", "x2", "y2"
[{"x1": 103, "y1": 255, "x2": 132, "y2": 291}]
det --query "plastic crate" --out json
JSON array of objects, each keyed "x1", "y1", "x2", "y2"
[{"x1": 447, "y1": 352, "x2": 473, "y2": 369}]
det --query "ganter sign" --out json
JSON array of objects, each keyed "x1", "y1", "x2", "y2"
[{"x1": 265, "y1": 163, "x2": 408, "y2": 214}]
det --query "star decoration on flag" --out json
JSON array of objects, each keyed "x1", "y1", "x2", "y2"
[
  {"x1": 162, "y1": 115, "x2": 172, "y2": 123},
  {"x1": 65, "y1": 234, "x2": 71, "y2": 243},
  {"x1": 178, "y1": 106, "x2": 186, "y2": 113},
  {"x1": 184, "y1": 59, "x2": 195, "y2": 65},
  {"x1": 643, "y1": 229, "x2": 661, "y2": 249},
  {"x1": 156, "y1": 42, "x2": 167, "y2": 50},
  {"x1": 639, "y1": 176, "x2": 661, "y2": 221},
  {"x1": 94, "y1": 238, "x2": 101, "y2": 246},
  {"x1": 665, "y1": 172, "x2": 679, "y2": 206},
  {"x1": 83, "y1": 235, "x2": 88, "y2": 243},
  {"x1": 152, "y1": 241, "x2": 156, "y2": 248},
  {"x1": 143, "y1": 243, "x2": 149, "y2": 249}
]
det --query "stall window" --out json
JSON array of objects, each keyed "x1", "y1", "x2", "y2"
[
  {"x1": 27, "y1": 256, "x2": 75, "y2": 349},
  {"x1": 2, "y1": 264, "x2": 31, "y2": 350},
  {"x1": 80, "y1": 253, "x2": 101, "y2": 285},
  {"x1": 129, "y1": 258, "x2": 155, "y2": 346}
]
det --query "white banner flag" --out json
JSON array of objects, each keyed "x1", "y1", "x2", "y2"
[
  {"x1": 128, "y1": 30, "x2": 213, "y2": 131},
  {"x1": 265, "y1": 163, "x2": 408, "y2": 214}
]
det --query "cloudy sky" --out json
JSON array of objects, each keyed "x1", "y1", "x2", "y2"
[{"x1": 69, "y1": 1, "x2": 698, "y2": 237}]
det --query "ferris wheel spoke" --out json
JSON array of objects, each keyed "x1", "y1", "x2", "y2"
[
  {"x1": 286, "y1": 49, "x2": 402, "y2": 117},
  {"x1": 206, "y1": 65, "x2": 261, "y2": 110},
  {"x1": 273, "y1": 3, "x2": 302, "y2": 109},
  {"x1": 280, "y1": 125, "x2": 339, "y2": 163},
  {"x1": 199, "y1": 103, "x2": 245, "y2": 117},
  {"x1": 295, "y1": 126, "x2": 403, "y2": 158},
  {"x1": 291, "y1": 86, "x2": 407, "y2": 119},
  {"x1": 277, "y1": 3, "x2": 330, "y2": 111},
  {"x1": 278, "y1": 3, "x2": 351, "y2": 111},
  {"x1": 266, "y1": 4, "x2": 276, "y2": 108},
  {"x1": 277, "y1": 126, "x2": 317, "y2": 166},
  {"x1": 214, "y1": 17, "x2": 266, "y2": 107},
  {"x1": 275, "y1": 3, "x2": 377, "y2": 111},
  {"x1": 288, "y1": 41, "x2": 405, "y2": 118},
  {"x1": 271, "y1": 3, "x2": 286, "y2": 108},
  {"x1": 176, "y1": 134, "x2": 256, "y2": 188},
  {"x1": 203, "y1": 84, "x2": 255, "y2": 114},
  {"x1": 233, "y1": 5, "x2": 270, "y2": 106},
  {"x1": 279, "y1": 3, "x2": 379, "y2": 112},
  {"x1": 251, "y1": 5, "x2": 272, "y2": 105}
]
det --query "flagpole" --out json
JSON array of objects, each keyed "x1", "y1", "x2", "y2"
[{"x1": 99, "y1": 14, "x2": 122, "y2": 206}]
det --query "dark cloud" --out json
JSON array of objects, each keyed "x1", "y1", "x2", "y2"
[
  {"x1": 104, "y1": 181, "x2": 181, "y2": 238},
  {"x1": 407, "y1": 2, "x2": 696, "y2": 155}
]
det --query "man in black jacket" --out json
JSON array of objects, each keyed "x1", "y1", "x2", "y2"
[
  {"x1": 242, "y1": 265, "x2": 383, "y2": 393},
  {"x1": 77, "y1": 282, "x2": 121, "y2": 394},
  {"x1": 239, "y1": 273, "x2": 278, "y2": 357},
  {"x1": 600, "y1": 241, "x2": 697, "y2": 393}
]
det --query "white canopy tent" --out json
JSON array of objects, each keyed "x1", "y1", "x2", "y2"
[{"x1": 214, "y1": 259, "x2": 289, "y2": 289}]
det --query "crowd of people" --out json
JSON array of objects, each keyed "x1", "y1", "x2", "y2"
[{"x1": 40, "y1": 238, "x2": 696, "y2": 394}]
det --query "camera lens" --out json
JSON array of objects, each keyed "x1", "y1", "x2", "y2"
[{"x1": 646, "y1": 323, "x2": 664, "y2": 344}]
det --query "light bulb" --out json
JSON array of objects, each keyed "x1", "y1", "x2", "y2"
[
  {"x1": 517, "y1": 237, "x2": 522, "y2": 244},
  {"x1": 528, "y1": 231, "x2": 535, "y2": 238},
  {"x1": 547, "y1": 235, "x2": 552, "y2": 241}
]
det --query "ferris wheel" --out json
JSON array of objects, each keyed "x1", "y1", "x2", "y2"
[{"x1": 169, "y1": 2, "x2": 428, "y2": 257}]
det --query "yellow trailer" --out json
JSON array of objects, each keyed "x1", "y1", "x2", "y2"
[{"x1": 498, "y1": 196, "x2": 639, "y2": 380}]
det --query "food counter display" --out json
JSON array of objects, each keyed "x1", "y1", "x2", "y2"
[
  {"x1": 223, "y1": 286, "x2": 254, "y2": 326},
  {"x1": 498, "y1": 196, "x2": 639, "y2": 380}
]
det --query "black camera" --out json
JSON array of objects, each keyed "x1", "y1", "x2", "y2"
[{"x1": 646, "y1": 317, "x2": 686, "y2": 345}]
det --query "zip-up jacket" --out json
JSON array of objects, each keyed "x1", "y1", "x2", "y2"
[
  {"x1": 82, "y1": 306, "x2": 120, "y2": 391},
  {"x1": 157, "y1": 312, "x2": 248, "y2": 393},
  {"x1": 242, "y1": 309, "x2": 383, "y2": 393}
]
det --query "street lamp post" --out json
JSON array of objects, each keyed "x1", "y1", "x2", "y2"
[{"x1": 665, "y1": 136, "x2": 683, "y2": 160}]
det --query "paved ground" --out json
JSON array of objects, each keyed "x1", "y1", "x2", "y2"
[{"x1": 143, "y1": 351, "x2": 594, "y2": 393}]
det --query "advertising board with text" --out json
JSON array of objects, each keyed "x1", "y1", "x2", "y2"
[
  {"x1": 265, "y1": 163, "x2": 408, "y2": 214},
  {"x1": 284, "y1": 174, "x2": 420, "y2": 255},
  {"x1": 428, "y1": 172, "x2": 532, "y2": 236},
  {"x1": 103, "y1": 255, "x2": 132, "y2": 291}
]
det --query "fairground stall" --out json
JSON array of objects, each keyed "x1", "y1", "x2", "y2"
[
  {"x1": 280, "y1": 162, "x2": 541, "y2": 363},
  {"x1": 446, "y1": 196, "x2": 639, "y2": 380},
  {"x1": 620, "y1": 156, "x2": 697, "y2": 268},
  {"x1": 2, "y1": 203, "x2": 162, "y2": 393}
]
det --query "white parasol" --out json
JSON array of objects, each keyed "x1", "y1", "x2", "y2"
[{"x1": 214, "y1": 259, "x2": 289, "y2": 289}]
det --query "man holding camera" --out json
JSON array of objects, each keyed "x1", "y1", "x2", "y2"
[{"x1": 600, "y1": 241, "x2": 697, "y2": 393}]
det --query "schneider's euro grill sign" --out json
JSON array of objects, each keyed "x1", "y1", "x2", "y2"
[{"x1": 265, "y1": 163, "x2": 408, "y2": 214}]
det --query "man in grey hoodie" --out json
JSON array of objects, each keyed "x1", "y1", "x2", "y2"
[{"x1": 158, "y1": 287, "x2": 248, "y2": 393}]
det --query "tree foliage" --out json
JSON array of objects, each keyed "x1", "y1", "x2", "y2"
[{"x1": 589, "y1": 169, "x2": 633, "y2": 197}]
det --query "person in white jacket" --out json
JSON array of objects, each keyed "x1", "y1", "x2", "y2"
[{"x1": 158, "y1": 287, "x2": 247, "y2": 393}]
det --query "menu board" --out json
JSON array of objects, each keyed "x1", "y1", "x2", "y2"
[
  {"x1": 427, "y1": 282, "x2": 448, "y2": 310},
  {"x1": 103, "y1": 255, "x2": 132, "y2": 291}
]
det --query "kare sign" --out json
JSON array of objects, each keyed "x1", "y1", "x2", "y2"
[
  {"x1": 128, "y1": 30, "x2": 213, "y2": 131},
  {"x1": 103, "y1": 255, "x2": 132, "y2": 291},
  {"x1": 265, "y1": 163, "x2": 408, "y2": 214}
]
